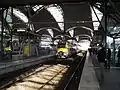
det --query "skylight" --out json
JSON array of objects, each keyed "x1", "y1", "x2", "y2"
[
  {"x1": 114, "y1": 26, "x2": 120, "y2": 33},
  {"x1": 96, "y1": 2, "x2": 101, "y2": 8},
  {"x1": 17, "y1": 29, "x2": 26, "y2": 32},
  {"x1": 32, "y1": 4, "x2": 64, "y2": 31},
  {"x1": 13, "y1": 8, "x2": 28, "y2": 23},
  {"x1": 40, "y1": 35, "x2": 52, "y2": 47},
  {"x1": 13, "y1": 8, "x2": 35, "y2": 30},
  {"x1": 69, "y1": 30, "x2": 74, "y2": 37},
  {"x1": 47, "y1": 29, "x2": 54, "y2": 37},
  {"x1": 107, "y1": 36, "x2": 113, "y2": 43},
  {"x1": 32, "y1": 5, "x2": 43, "y2": 12},
  {"x1": 4, "y1": 8, "x2": 12, "y2": 24},
  {"x1": 90, "y1": 6, "x2": 103, "y2": 30},
  {"x1": 46, "y1": 5, "x2": 64, "y2": 31},
  {"x1": 76, "y1": 36, "x2": 79, "y2": 41}
]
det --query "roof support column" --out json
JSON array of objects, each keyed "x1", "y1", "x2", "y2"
[
  {"x1": 10, "y1": 7, "x2": 13, "y2": 60},
  {"x1": 113, "y1": 38, "x2": 116, "y2": 65},
  {"x1": 104, "y1": 0, "x2": 108, "y2": 47},
  {"x1": 63, "y1": 7, "x2": 66, "y2": 41},
  {"x1": 27, "y1": 6, "x2": 32, "y2": 57},
  {"x1": 1, "y1": 8, "x2": 4, "y2": 60},
  {"x1": 104, "y1": 0, "x2": 109, "y2": 68}
]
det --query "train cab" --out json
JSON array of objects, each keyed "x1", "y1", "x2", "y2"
[{"x1": 56, "y1": 41, "x2": 69, "y2": 59}]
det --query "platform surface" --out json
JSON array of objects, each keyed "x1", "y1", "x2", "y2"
[
  {"x1": 91, "y1": 54, "x2": 120, "y2": 90},
  {"x1": 0, "y1": 54, "x2": 55, "y2": 75},
  {"x1": 78, "y1": 52, "x2": 100, "y2": 90}
]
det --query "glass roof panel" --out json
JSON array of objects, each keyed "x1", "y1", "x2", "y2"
[
  {"x1": 69, "y1": 29, "x2": 74, "y2": 37},
  {"x1": 32, "y1": 4, "x2": 64, "y2": 31},
  {"x1": 13, "y1": 8, "x2": 28, "y2": 23},
  {"x1": 108, "y1": 25, "x2": 120, "y2": 37},
  {"x1": 4, "y1": 8, "x2": 12, "y2": 24},
  {"x1": 107, "y1": 36, "x2": 113, "y2": 46},
  {"x1": 32, "y1": 5, "x2": 43, "y2": 12},
  {"x1": 47, "y1": 29, "x2": 54, "y2": 37},
  {"x1": 96, "y1": 3, "x2": 101, "y2": 8},
  {"x1": 113, "y1": 27, "x2": 120, "y2": 33},
  {"x1": 0, "y1": 8, "x2": 12, "y2": 33},
  {"x1": 76, "y1": 36, "x2": 79, "y2": 41},
  {"x1": 107, "y1": 17, "x2": 117, "y2": 36},
  {"x1": 115, "y1": 38, "x2": 120, "y2": 44},
  {"x1": 46, "y1": 5, "x2": 64, "y2": 31},
  {"x1": 12, "y1": 8, "x2": 35, "y2": 31},
  {"x1": 40, "y1": 35, "x2": 52, "y2": 48},
  {"x1": 90, "y1": 6, "x2": 103, "y2": 30}
]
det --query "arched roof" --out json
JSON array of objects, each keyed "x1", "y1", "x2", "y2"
[
  {"x1": 54, "y1": 34, "x2": 72, "y2": 40},
  {"x1": 36, "y1": 27, "x2": 62, "y2": 37},
  {"x1": 75, "y1": 34, "x2": 92, "y2": 41},
  {"x1": 75, "y1": 34, "x2": 92, "y2": 38},
  {"x1": 1, "y1": 0, "x2": 120, "y2": 43},
  {"x1": 1, "y1": 3, "x2": 95, "y2": 42},
  {"x1": 66, "y1": 26, "x2": 93, "y2": 37},
  {"x1": 31, "y1": 8, "x2": 60, "y2": 30},
  {"x1": 8, "y1": 5, "x2": 62, "y2": 38},
  {"x1": 62, "y1": 3, "x2": 94, "y2": 31}
]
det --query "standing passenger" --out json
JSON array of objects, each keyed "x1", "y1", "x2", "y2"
[
  {"x1": 107, "y1": 48, "x2": 111, "y2": 69},
  {"x1": 97, "y1": 44, "x2": 106, "y2": 83},
  {"x1": 97, "y1": 45, "x2": 106, "y2": 63},
  {"x1": 117, "y1": 47, "x2": 120, "y2": 63},
  {"x1": 88, "y1": 48, "x2": 92, "y2": 55}
]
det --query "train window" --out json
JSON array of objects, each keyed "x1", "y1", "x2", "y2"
[{"x1": 57, "y1": 42, "x2": 66, "y2": 48}]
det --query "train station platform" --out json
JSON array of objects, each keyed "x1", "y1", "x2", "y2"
[
  {"x1": 0, "y1": 53, "x2": 55, "y2": 75},
  {"x1": 78, "y1": 52, "x2": 100, "y2": 90},
  {"x1": 92, "y1": 54, "x2": 120, "y2": 90},
  {"x1": 79, "y1": 52, "x2": 120, "y2": 90}
]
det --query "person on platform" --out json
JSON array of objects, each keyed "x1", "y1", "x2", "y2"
[
  {"x1": 97, "y1": 44, "x2": 106, "y2": 83},
  {"x1": 106, "y1": 48, "x2": 111, "y2": 69},
  {"x1": 117, "y1": 47, "x2": 120, "y2": 63}
]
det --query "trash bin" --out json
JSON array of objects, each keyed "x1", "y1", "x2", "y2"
[{"x1": 23, "y1": 45, "x2": 29, "y2": 56}]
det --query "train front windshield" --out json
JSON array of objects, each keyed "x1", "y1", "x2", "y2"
[{"x1": 57, "y1": 42, "x2": 66, "y2": 48}]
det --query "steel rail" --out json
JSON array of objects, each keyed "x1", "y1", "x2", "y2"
[{"x1": 63, "y1": 53, "x2": 86, "y2": 90}]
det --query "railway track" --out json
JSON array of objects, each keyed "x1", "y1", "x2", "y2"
[
  {"x1": 6, "y1": 64, "x2": 68, "y2": 90},
  {"x1": 0, "y1": 53, "x2": 86, "y2": 90},
  {"x1": 0, "y1": 60, "x2": 69, "y2": 90}
]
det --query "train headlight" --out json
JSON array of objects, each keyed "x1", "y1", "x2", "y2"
[
  {"x1": 57, "y1": 51, "x2": 64, "y2": 56},
  {"x1": 63, "y1": 50, "x2": 68, "y2": 56}
]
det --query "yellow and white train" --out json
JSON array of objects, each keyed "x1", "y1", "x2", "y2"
[{"x1": 56, "y1": 41, "x2": 77, "y2": 59}]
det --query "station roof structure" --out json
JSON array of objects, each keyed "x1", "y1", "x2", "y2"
[{"x1": 0, "y1": 0, "x2": 120, "y2": 43}]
